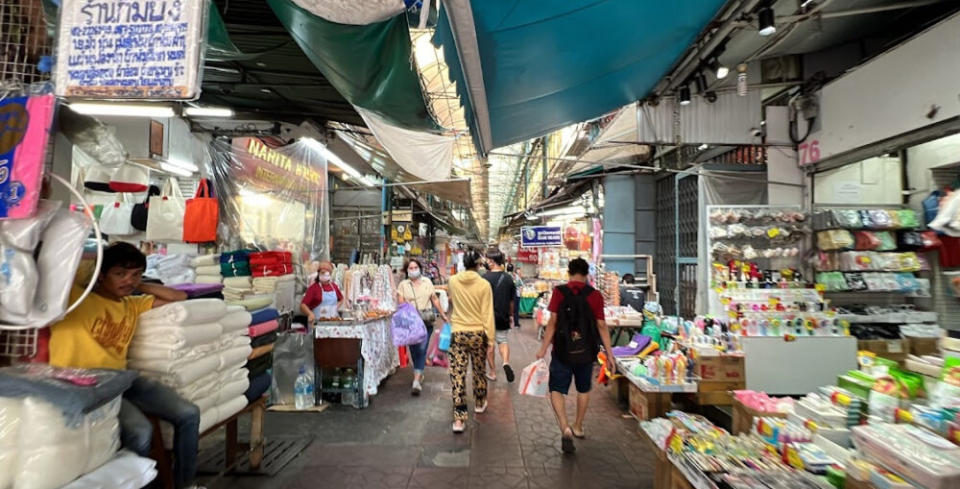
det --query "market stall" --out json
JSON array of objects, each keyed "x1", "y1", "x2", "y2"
[{"x1": 313, "y1": 314, "x2": 398, "y2": 408}]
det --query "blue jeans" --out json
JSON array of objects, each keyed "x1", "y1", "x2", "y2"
[
  {"x1": 409, "y1": 323, "x2": 434, "y2": 373},
  {"x1": 119, "y1": 376, "x2": 201, "y2": 489}
]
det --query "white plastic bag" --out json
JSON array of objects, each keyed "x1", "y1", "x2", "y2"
[
  {"x1": 98, "y1": 196, "x2": 136, "y2": 236},
  {"x1": 518, "y1": 359, "x2": 549, "y2": 397},
  {"x1": 145, "y1": 178, "x2": 185, "y2": 242}
]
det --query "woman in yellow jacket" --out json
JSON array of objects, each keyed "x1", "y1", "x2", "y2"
[{"x1": 447, "y1": 249, "x2": 496, "y2": 433}]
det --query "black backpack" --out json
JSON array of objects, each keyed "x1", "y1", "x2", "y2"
[{"x1": 553, "y1": 284, "x2": 600, "y2": 364}]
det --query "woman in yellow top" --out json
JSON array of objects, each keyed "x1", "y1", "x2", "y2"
[
  {"x1": 396, "y1": 258, "x2": 449, "y2": 396},
  {"x1": 446, "y1": 249, "x2": 495, "y2": 433}
]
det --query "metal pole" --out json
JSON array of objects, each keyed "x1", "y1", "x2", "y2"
[
  {"x1": 542, "y1": 138, "x2": 548, "y2": 199},
  {"x1": 380, "y1": 178, "x2": 388, "y2": 263},
  {"x1": 674, "y1": 174, "x2": 680, "y2": 317}
]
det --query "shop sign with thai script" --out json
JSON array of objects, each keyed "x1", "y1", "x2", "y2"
[
  {"x1": 520, "y1": 226, "x2": 562, "y2": 248},
  {"x1": 55, "y1": 0, "x2": 206, "y2": 99},
  {"x1": 231, "y1": 137, "x2": 327, "y2": 197}
]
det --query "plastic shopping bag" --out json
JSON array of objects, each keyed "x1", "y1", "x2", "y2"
[
  {"x1": 518, "y1": 359, "x2": 549, "y2": 397},
  {"x1": 426, "y1": 333, "x2": 449, "y2": 368},
  {"x1": 438, "y1": 322, "x2": 452, "y2": 351},
  {"x1": 391, "y1": 303, "x2": 427, "y2": 347}
]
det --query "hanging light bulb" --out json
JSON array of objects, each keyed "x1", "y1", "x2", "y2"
[
  {"x1": 679, "y1": 84, "x2": 692, "y2": 106},
  {"x1": 708, "y1": 58, "x2": 730, "y2": 79},
  {"x1": 758, "y1": 4, "x2": 776, "y2": 36}
]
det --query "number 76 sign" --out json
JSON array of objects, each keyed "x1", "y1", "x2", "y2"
[{"x1": 798, "y1": 140, "x2": 821, "y2": 166}]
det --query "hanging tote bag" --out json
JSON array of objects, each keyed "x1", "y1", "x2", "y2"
[
  {"x1": 130, "y1": 184, "x2": 160, "y2": 231},
  {"x1": 146, "y1": 178, "x2": 185, "y2": 242},
  {"x1": 183, "y1": 179, "x2": 219, "y2": 243},
  {"x1": 99, "y1": 194, "x2": 136, "y2": 236}
]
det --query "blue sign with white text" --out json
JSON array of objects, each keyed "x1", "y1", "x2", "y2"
[{"x1": 520, "y1": 226, "x2": 562, "y2": 248}]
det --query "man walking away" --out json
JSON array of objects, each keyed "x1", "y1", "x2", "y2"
[
  {"x1": 507, "y1": 264, "x2": 523, "y2": 328},
  {"x1": 483, "y1": 249, "x2": 517, "y2": 382},
  {"x1": 536, "y1": 258, "x2": 614, "y2": 454}
]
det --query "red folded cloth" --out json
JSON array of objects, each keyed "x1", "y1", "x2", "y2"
[
  {"x1": 252, "y1": 263, "x2": 293, "y2": 277},
  {"x1": 249, "y1": 251, "x2": 292, "y2": 265}
]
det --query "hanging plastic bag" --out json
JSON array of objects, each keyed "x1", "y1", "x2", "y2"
[
  {"x1": 438, "y1": 322, "x2": 452, "y2": 351},
  {"x1": 98, "y1": 194, "x2": 136, "y2": 236},
  {"x1": 518, "y1": 359, "x2": 549, "y2": 397},
  {"x1": 145, "y1": 178, "x2": 185, "y2": 242},
  {"x1": 183, "y1": 179, "x2": 218, "y2": 243},
  {"x1": 391, "y1": 303, "x2": 427, "y2": 347}
]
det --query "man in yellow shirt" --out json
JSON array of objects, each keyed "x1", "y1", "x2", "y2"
[{"x1": 49, "y1": 243, "x2": 205, "y2": 489}]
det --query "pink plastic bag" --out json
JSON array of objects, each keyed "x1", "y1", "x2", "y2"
[
  {"x1": 518, "y1": 359, "x2": 549, "y2": 397},
  {"x1": 426, "y1": 334, "x2": 449, "y2": 368}
]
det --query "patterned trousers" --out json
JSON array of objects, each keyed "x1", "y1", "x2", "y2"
[{"x1": 449, "y1": 331, "x2": 488, "y2": 421}]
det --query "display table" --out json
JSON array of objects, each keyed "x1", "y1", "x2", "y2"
[{"x1": 313, "y1": 314, "x2": 398, "y2": 407}]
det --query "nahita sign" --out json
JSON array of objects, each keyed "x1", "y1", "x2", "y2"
[
  {"x1": 55, "y1": 0, "x2": 206, "y2": 99},
  {"x1": 520, "y1": 226, "x2": 562, "y2": 248}
]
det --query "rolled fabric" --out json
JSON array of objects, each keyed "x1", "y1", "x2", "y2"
[
  {"x1": 127, "y1": 343, "x2": 201, "y2": 362},
  {"x1": 250, "y1": 330, "x2": 277, "y2": 348},
  {"x1": 215, "y1": 395, "x2": 250, "y2": 424},
  {"x1": 178, "y1": 371, "x2": 220, "y2": 401},
  {"x1": 220, "y1": 333, "x2": 251, "y2": 350},
  {"x1": 220, "y1": 309, "x2": 252, "y2": 333},
  {"x1": 248, "y1": 343, "x2": 275, "y2": 360},
  {"x1": 139, "y1": 299, "x2": 227, "y2": 326},
  {"x1": 238, "y1": 295, "x2": 273, "y2": 311},
  {"x1": 195, "y1": 274, "x2": 223, "y2": 284},
  {"x1": 223, "y1": 276, "x2": 252, "y2": 289},
  {"x1": 191, "y1": 254, "x2": 221, "y2": 267},
  {"x1": 221, "y1": 262, "x2": 250, "y2": 276},
  {"x1": 220, "y1": 345, "x2": 254, "y2": 370},
  {"x1": 248, "y1": 320, "x2": 279, "y2": 338},
  {"x1": 194, "y1": 393, "x2": 218, "y2": 413},
  {"x1": 132, "y1": 355, "x2": 220, "y2": 386},
  {"x1": 131, "y1": 323, "x2": 223, "y2": 349},
  {"x1": 195, "y1": 265, "x2": 221, "y2": 276},
  {"x1": 217, "y1": 377, "x2": 250, "y2": 404},
  {"x1": 220, "y1": 250, "x2": 252, "y2": 264},
  {"x1": 245, "y1": 372, "x2": 271, "y2": 402},
  {"x1": 245, "y1": 354, "x2": 272, "y2": 378},
  {"x1": 250, "y1": 307, "x2": 279, "y2": 325}
]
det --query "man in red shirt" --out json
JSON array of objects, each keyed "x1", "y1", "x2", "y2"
[{"x1": 537, "y1": 258, "x2": 614, "y2": 454}]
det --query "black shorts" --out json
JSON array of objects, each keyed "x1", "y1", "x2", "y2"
[{"x1": 548, "y1": 357, "x2": 594, "y2": 394}]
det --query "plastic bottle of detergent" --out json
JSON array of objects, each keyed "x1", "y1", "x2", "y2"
[{"x1": 294, "y1": 366, "x2": 314, "y2": 410}]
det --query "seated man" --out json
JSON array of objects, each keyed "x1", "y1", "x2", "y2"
[{"x1": 49, "y1": 243, "x2": 204, "y2": 489}]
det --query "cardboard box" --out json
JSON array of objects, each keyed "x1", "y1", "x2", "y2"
[
  {"x1": 905, "y1": 336, "x2": 939, "y2": 356},
  {"x1": 628, "y1": 382, "x2": 671, "y2": 420},
  {"x1": 697, "y1": 354, "x2": 745, "y2": 382},
  {"x1": 857, "y1": 339, "x2": 907, "y2": 365},
  {"x1": 694, "y1": 380, "x2": 745, "y2": 406}
]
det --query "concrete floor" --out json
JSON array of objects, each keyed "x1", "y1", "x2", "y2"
[{"x1": 209, "y1": 321, "x2": 655, "y2": 489}]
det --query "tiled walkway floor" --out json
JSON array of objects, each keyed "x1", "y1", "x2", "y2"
[{"x1": 211, "y1": 320, "x2": 655, "y2": 489}]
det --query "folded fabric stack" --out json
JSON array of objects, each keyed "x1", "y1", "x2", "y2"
[
  {"x1": 0, "y1": 365, "x2": 137, "y2": 489},
  {"x1": 129, "y1": 300, "x2": 252, "y2": 448},
  {"x1": 147, "y1": 253, "x2": 196, "y2": 285},
  {"x1": 251, "y1": 274, "x2": 296, "y2": 295},
  {"x1": 192, "y1": 254, "x2": 223, "y2": 284},
  {"x1": 245, "y1": 308, "x2": 280, "y2": 381},
  {"x1": 220, "y1": 250, "x2": 252, "y2": 278},
  {"x1": 250, "y1": 251, "x2": 294, "y2": 277}
]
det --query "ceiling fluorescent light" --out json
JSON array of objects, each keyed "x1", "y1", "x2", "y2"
[
  {"x1": 300, "y1": 137, "x2": 373, "y2": 187},
  {"x1": 184, "y1": 106, "x2": 234, "y2": 118},
  {"x1": 165, "y1": 158, "x2": 199, "y2": 173},
  {"x1": 68, "y1": 102, "x2": 175, "y2": 118},
  {"x1": 160, "y1": 162, "x2": 193, "y2": 177}
]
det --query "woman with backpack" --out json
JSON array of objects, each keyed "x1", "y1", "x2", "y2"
[
  {"x1": 446, "y1": 249, "x2": 496, "y2": 433},
  {"x1": 536, "y1": 258, "x2": 615, "y2": 453}
]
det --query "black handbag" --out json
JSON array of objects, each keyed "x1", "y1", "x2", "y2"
[{"x1": 130, "y1": 184, "x2": 161, "y2": 231}]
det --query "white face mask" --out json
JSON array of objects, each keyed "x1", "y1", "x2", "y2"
[
  {"x1": 408, "y1": 270, "x2": 421, "y2": 279},
  {"x1": 318, "y1": 273, "x2": 331, "y2": 283}
]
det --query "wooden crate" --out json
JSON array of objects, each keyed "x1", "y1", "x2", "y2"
[
  {"x1": 628, "y1": 382, "x2": 671, "y2": 420},
  {"x1": 731, "y1": 398, "x2": 788, "y2": 435},
  {"x1": 692, "y1": 380, "x2": 744, "y2": 406}
]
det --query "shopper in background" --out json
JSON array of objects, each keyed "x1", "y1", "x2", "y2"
[
  {"x1": 484, "y1": 249, "x2": 517, "y2": 382},
  {"x1": 301, "y1": 260, "x2": 343, "y2": 323},
  {"x1": 536, "y1": 257, "x2": 615, "y2": 454},
  {"x1": 397, "y1": 258, "x2": 449, "y2": 396},
  {"x1": 446, "y1": 249, "x2": 495, "y2": 433},
  {"x1": 49, "y1": 243, "x2": 204, "y2": 489},
  {"x1": 507, "y1": 263, "x2": 524, "y2": 329}
]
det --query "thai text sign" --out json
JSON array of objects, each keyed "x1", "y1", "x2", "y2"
[
  {"x1": 231, "y1": 137, "x2": 327, "y2": 198},
  {"x1": 520, "y1": 226, "x2": 562, "y2": 248},
  {"x1": 55, "y1": 0, "x2": 206, "y2": 99}
]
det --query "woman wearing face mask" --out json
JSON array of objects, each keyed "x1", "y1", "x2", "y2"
[
  {"x1": 300, "y1": 261, "x2": 344, "y2": 323},
  {"x1": 397, "y1": 259, "x2": 449, "y2": 396}
]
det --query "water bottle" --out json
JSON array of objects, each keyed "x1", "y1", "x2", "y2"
[{"x1": 294, "y1": 366, "x2": 313, "y2": 410}]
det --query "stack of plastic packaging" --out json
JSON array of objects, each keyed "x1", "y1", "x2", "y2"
[
  {"x1": 250, "y1": 251, "x2": 293, "y2": 277},
  {"x1": 0, "y1": 200, "x2": 92, "y2": 325},
  {"x1": 245, "y1": 307, "x2": 279, "y2": 386},
  {"x1": 0, "y1": 365, "x2": 138, "y2": 489},
  {"x1": 192, "y1": 253, "x2": 223, "y2": 284},
  {"x1": 145, "y1": 253, "x2": 195, "y2": 285},
  {"x1": 127, "y1": 300, "x2": 252, "y2": 447}
]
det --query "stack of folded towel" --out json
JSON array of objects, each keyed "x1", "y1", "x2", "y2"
[
  {"x1": 250, "y1": 251, "x2": 293, "y2": 277},
  {"x1": 146, "y1": 253, "x2": 196, "y2": 285},
  {"x1": 128, "y1": 300, "x2": 252, "y2": 446},
  {"x1": 223, "y1": 276, "x2": 253, "y2": 303},
  {"x1": 220, "y1": 250, "x2": 252, "y2": 278},
  {"x1": 245, "y1": 307, "x2": 279, "y2": 382},
  {"x1": 193, "y1": 254, "x2": 223, "y2": 284},
  {"x1": 251, "y1": 274, "x2": 296, "y2": 295}
]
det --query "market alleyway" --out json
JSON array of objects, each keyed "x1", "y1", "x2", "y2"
[{"x1": 209, "y1": 320, "x2": 654, "y2": 489}]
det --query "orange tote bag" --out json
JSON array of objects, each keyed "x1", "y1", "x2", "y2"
[{"x1": 183, "y1": 179, "x2": 219, "y2": 243}]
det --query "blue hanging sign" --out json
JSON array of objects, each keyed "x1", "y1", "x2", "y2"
[{"x1": 520, "y1": 226, "x2": 561, "y2": 248}]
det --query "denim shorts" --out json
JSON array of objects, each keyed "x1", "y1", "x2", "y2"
[
  {"x1": 548, "y1": 357, "x2": 594, "y2": 394},
  {"x1": 494, "y1": 329, "x2": 510, "y2": 345}
]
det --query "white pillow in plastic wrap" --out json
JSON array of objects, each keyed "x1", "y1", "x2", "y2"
[
  {"x1": 61, "y1": 451, "x2": 157, "y2": 489},
  {"x1": 138, "y1": 299, "x2": 227, "y2": 326},
  {"x1": 219, "y1": 345, "x2": 253, "y2": 370},
  {"x1": 0, "y1": 200, "x2": 61, "y2": 252},
  {"x1": 217, "y1": 377, "x2": 250, "y2": 405},
  {"x1": 219, "y1": 309, "x2": 252, "y2": 333},
  {"x1": 0, "y1": 397, "x2": 20, "y2": 489},
  {"x1": 0, "y1": 246, "x2": 38, "y2": 317},
  {"x1": 133, "y1": 355, "x2": 220, "y2": 387},
  {"x1": 131, "y1": 322, "x2": 223, "y2": 349}
]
